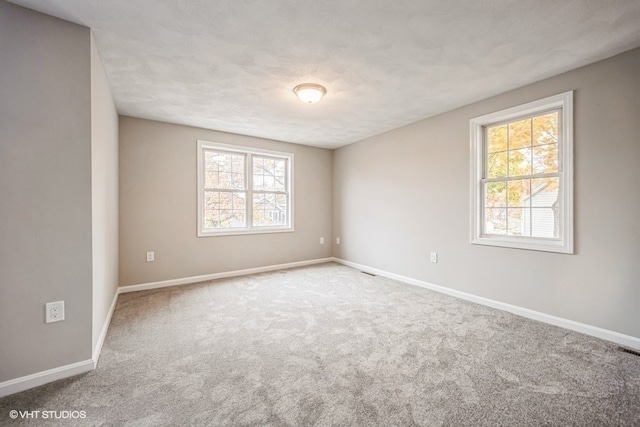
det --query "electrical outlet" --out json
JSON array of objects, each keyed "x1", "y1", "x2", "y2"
[
  {"x1": 320, "y1": 237, "x2": 325, "y2": 244},
  {"x1": 336, "y1": 237, "x2": 341, "y2": 245},
  {"x1": 430, "y1": 252, "x2": 438, "y2": 263},
  {"x1": 45, "y1": 301, "x2": 65, "y2": 323},
  {"x1": 146, "y1": 251, "x2": 155, "y2": 262}
]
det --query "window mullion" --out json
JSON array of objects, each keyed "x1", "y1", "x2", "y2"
[
  {"x1": 252, "y1": 190, "x2": 288, "y2": 195},
  {"x1": 557, "y1": 109, "x2": 564, "y2": 174},
  {"x1": 528, "y1": 179, "x2": 533, "y2": 237},
  {"x1": 285, "y1": 158, "x2": 290, "y2": 226},
  {"x1": 203, "y1": 188, "x2": 238, "y2": 192},
  {"x1": 247, "y1": 153, "x2": 253, "y2": 229},
  {"x1": 483, "y1": 127, "x2": 489, "y2": 179}
]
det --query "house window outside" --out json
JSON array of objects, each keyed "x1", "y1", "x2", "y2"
[
  {"x1": 197, "y1": 140, "x2": 293, "y2": 236},
  {"x1": 470, "y1": 92, "x2": 573, "y2": 253}
]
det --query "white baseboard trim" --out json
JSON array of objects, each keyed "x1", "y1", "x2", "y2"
[
  {"x1": 92, "y1": 290, "x2": 119, "y2": 367},
  {"x1": 0, "y1": 359, "x2": 94, "y2": 398},
  {"x1": 332, "y1": 257, "x2": 640, "y2": 351},
  {"x1": 1, "y1": 291, "x2": 118, "y2": 398},
  {"x1": 0, "y1": 258, "x2": 334, "y2": 398},
  {"x1": 119, "y1": 257, "x2": 334, "y2": 294}
]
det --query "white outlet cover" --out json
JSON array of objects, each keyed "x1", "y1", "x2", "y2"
[
  {"x1": 146, "y1": 251, "x2": 155, "y2": 262},
  {"x1": 430, "y1": 252, "x2": 438, "y2": 263},
  {"x1": 46, "y1": 301, "x2": 65, "y2": 323}
]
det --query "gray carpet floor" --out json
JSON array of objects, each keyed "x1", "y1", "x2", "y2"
[{"x1": 1, "y1": 262, "x2": 639, "y2": 426}]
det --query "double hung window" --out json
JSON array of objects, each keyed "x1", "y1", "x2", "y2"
[
  {"x1": 470, "y1": 92, "x2": 573, "y2": 253},
  {"x1": 197, "y1": 141, "x2": 293, "y2": 236}
]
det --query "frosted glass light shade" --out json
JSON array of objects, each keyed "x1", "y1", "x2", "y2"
[{"x1": 293, "y1": 83, "x2": 326, "y2": 104}]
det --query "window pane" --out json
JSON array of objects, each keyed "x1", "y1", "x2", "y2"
[
  {"x1": 275, "y1": 193, "x2": 287, "y2": 209},
  {"x1": 204, "y1": 151, "x2": 245, "y2": 189},
  {"x1": 484, "y1": 181, "x2": 506, "y2": 207},
  {"x1": 204, "y1": 191, "x2": 246, "y2": 228},
  {"x1": 487, "y1": 151, "x2": 507, "y2": 178},
  {"x1": 232, "y1": 172, "x2": 244, "y2": 189},
  {"x1": 508, "y1": 118, "x2": 532, "y2": 149},
  {"x1": 507, "y1": 208, "x2": 527, "y2": 236},
  {"x1": 531, "y1": 208, "x2": 559, "y2": 238},
  {"x1": 530, "y1": 177, "x2": 560, "y2": 238},
  {"x1": 253, "y1": 174, "x2": 264, "y2": 191},
  {"x1": 230, "y1": 155, "x2": 245, "y2": 189},
  {"x1": 253, "y1": 156, "x2": 287, "y2": 192},
  {"x1": 204, "y1": 151, "x2": 219, "y2": 188},
  {"x1": 232, "y1": 154, "x2": 245, "y2": 174},
  {"x1": 508, "y1": 147, "x2": 532, "y2": 177},
  {"x1": 253, "y1": 156, "x2": 264, "y2": 190},
  {"x1": 253, "y1": 156, "x2": 264, "y2": 174},
  {"x1": 274, "y1": 160, "x2": 286, "y2": 191},
  {"x1": 204, "y1": 151, "x2": 221, "y2": 171},
  {"x1": 487, "y1": 124, "x2": 508, "y2": 153},
  {"x1": 204, "y1": 170, "x2": 218, "y2": 189},
  {"x1": 253, "y1": 192, "x2": 287, "y2": 227},
  {"x1": 484, "y1": 208, "x2": 506, "y2": 235},
  {"x1": 532, "y1": 112, "x2": 558, "y2": 146},
  {"x1": 532, "y1": 143, "x2": 558, "y2": 174},
  {"x1": 265, "y1": 176, "x2": 275, "y2": 191},
  {"x1": 531, "y1": 177, "x2": 559, "y2": 207},
  {"x1": 507, "y1": 179, "x2": 531, "y2": 208},
  {"x1": 264, "y1": 158, "x2": 275, "y2": 172},
  {"x1": 219, "y1": 172, "x2": 232, "y2": 188}
]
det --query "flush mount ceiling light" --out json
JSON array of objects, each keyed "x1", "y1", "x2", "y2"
[{"x1": 293, "y1": 83, "x2": 326, "y2": 104}]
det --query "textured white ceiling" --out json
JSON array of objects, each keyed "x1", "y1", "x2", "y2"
[{"x1": 10, "y1": 0, "x2": 640, "y2": 148}]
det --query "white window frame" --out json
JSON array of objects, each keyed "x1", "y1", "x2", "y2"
[
  {"x1": 197, "y1": 140, "x2": 294, "y2": 237},
  {"x1": 470, "y1": 91, "x2": 574, "y2": 253}
]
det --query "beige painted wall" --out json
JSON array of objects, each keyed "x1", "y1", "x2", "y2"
[
  {"x1": 0, "y1": 2, "x2": 93, "y2": 381},
  {"x1": 90, "y1": 33, "x2": 119, "y2": 353},
  {"x1": 333, "y1": 48, "x2": 640, "y2": 338},
  {"x1": 119, "y1": 117, "x2": 333, "y2": 286}
]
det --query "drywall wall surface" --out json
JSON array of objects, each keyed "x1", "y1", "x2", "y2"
[
  {"x1": 0, "y1": 2, "x2": 93, "y2": 381},
  {"x1": 90, "y1": 32, "x2": 119, "y2": 352},
  {"x1": 119, "y1": 117, "x2": 333, "y2": 286},
  {"x1": 333, "y1": 48, "x2": 640, "y2": 338}
]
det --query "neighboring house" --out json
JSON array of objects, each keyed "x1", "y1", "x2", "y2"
[
  {"x1": 254, "y1": 195, "x2": 286, "y2": 224},
  {"x1": 522, "y1": 183, "x2": 559, "y2": 238}
]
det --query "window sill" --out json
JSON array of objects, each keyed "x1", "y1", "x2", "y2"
[
  {"x1": 471, "y1": 235, "x2": 573, "y2": 254},
  {"x1": 197, "y1": 227, "x2": 294, "y2": 238}
]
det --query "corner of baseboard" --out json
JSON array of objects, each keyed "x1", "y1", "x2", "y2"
[
  {"x1": 92, "y1": 290, "x2": 119, "y2": 367},
  {"x1": 0, "y1": 290, "x2": 118, "y2": 398},
  {"x1": 0, "y1": 359, "x2": 94, "y2": 398}
]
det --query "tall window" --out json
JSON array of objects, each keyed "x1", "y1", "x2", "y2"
[
  {"x1": 470, "y1": 92, "x2": 573, "y2": 253},
  {"x1": 197, "y1": 140, "x2": 293, "y2": 236}
]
